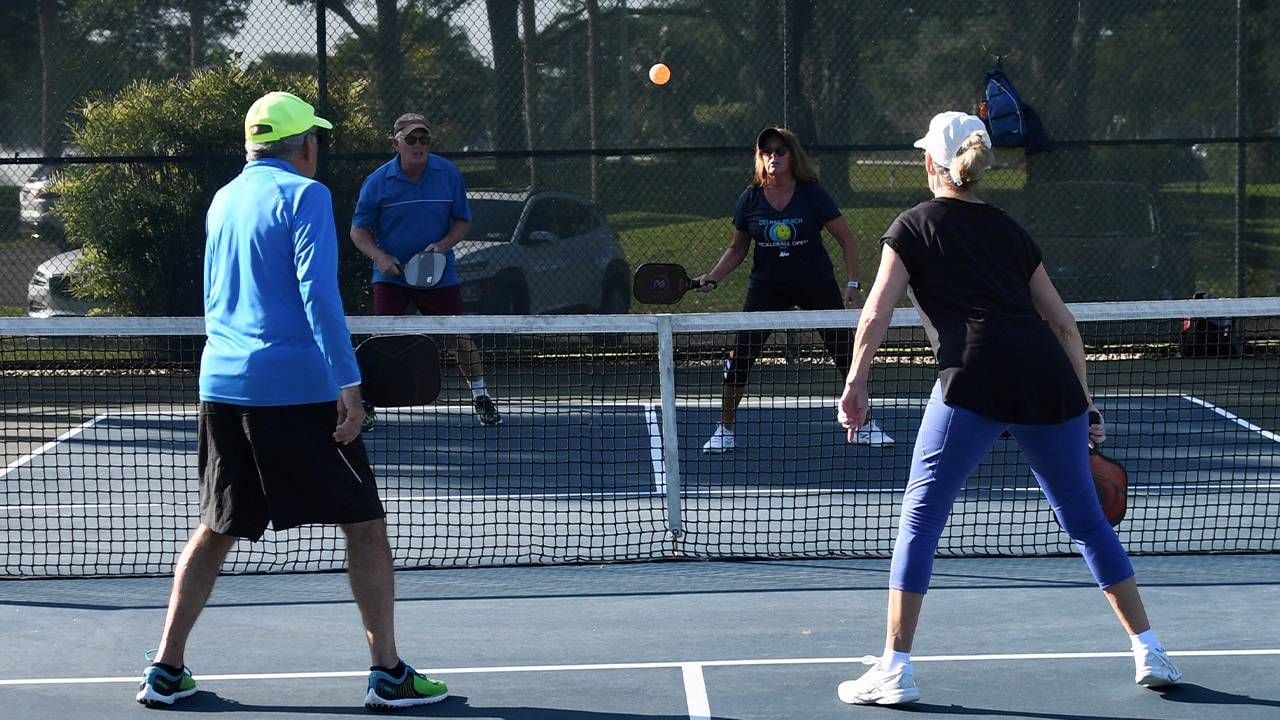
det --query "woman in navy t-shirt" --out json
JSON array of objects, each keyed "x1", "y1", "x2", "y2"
[
  {"x1": 833, "y1": 112, "x2": 1182, "y2": 706},
  {"x1": 695, "y1": 127, "x2": 879, "y2": 453}
]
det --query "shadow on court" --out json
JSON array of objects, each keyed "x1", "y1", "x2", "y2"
[
  {"x1": 894, "y1": 684, "x2": 1280, "y2": 719},
  {"x1": 1153, "y1": 683, "x2": 1280, "y2": 711},
  {"x1": 171, "y1": 692, "x2": 736, "y2": 719}
]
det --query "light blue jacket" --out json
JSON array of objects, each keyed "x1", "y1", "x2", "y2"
[{"x1": 200, "y1": 158, "x2": 359, "y2": 405}]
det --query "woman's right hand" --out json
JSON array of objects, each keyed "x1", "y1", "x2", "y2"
[
  {"x1": 1087, "y1": 403, "x2": 1107, "y2": 448},
  {"x1": 693, "y1": 274, "x2": 717, "y2": 293},
  {"x1": 837, "y1": 380, "x2": 871, "y2": 443}
]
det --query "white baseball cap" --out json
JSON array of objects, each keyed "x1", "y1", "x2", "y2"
[{"x1": 913, "y1": 111, "x2": 991, "y2": 170}]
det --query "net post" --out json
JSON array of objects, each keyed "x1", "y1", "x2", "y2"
[{"x1": 656, "y1": 314, "x2": 683, "y2": 538}]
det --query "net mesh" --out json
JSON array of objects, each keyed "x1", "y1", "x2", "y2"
[{"x1": 2, "y1": 298, "x2": 1278, "y2": 577}]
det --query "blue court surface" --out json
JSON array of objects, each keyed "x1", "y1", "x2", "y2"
[
  {"x1": 2, "y1": 392, "x2": 1278, "y2": 718},
  {"x1": 6, "y1": 393, "x2": 1279, "y2": 496},
  {"x1": 1, "y1": 555, "x2": 1278, "y2": 719}
]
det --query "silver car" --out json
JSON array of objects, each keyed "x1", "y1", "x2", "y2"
[
  {"x1": 454, "y1": 191, "x2": 631, "y2": 314},
  {"x1": 28, "y1": 249, "x2": 95, "y2": 317}
]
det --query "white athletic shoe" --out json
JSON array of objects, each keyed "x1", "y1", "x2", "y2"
[
  {"x1": 1135, "y1": 646, "x2": 1182, "y2": 687},
  {"x1": 851, "y1": 418, "x2": 895, "y2": 446},
  {"x1": 837, "y1": 662, "x2": 920, "y2": 705},
  {"x1": 701, "y1": 424, "x2": 736, "y2": 454}
]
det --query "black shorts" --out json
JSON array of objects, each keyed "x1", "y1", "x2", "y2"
[
  {"x1": 724, "y1": 280, "x2": 852, "y2": 384},
  {"x1": 197, "y1": 401, "x2": 385, "y2": 540}
]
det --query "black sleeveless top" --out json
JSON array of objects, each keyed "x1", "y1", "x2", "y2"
[{"x1": 882, "y1": 198, "x2": 1087, "y2": 424}]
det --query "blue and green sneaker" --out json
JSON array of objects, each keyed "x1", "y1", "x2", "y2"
[
  {"x1": 364, "y1": 662, "x2": 448, "y2": 711},
  {"x1": 135, "y1": 663, "x2": 197, "y2": 707}
]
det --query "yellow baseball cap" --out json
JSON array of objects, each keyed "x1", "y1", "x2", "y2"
[{"x1": 244, "y1": 91, "x2": 332, "y2": 143}]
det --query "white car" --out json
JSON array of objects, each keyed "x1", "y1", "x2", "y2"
[
  {"x1": 28, "y1": 192, "x2": 633, "y2": 318},
  {"x1": 28, "y1": 249, "x2": 95, "y2": 318},
  {"x1": 454, "y1": 191, "x2": 631, "y2": 314},
  {"x1": 18, "y1": 164, "x2": 63, "y2": 238}
]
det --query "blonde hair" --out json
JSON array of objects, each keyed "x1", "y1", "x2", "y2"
[
  {"x1": 941, "y1": 131, "x2": 994, "y2": 188},
  {"x1": 752, "y1": 127, "x2": 819, "y2": 187}
]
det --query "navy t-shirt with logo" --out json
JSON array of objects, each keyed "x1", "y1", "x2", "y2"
[
  {"x1": 732, "y1": 182, "x2": 841, "y2": 287},
  {"x1": 882, "y1": 197, "x2": 1087, "y2": 425}
]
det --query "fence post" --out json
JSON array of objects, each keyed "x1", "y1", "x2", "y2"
[
  {"x1": 656, "y1": 314, "x2": 683, "y2": 538},
  {"x1": 1235, "y1": 0, "x2": 1246, "y2": 297}
]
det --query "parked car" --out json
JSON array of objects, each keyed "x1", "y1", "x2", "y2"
[
  {"x1": 29, "y1": 191, "x2": 632, "y2": 319},
  {"x1": 28, "y1": 249, "x2": 95, "y2": 317},
  {"x1": 1004, "y1": 181, "x2": 1195, "y2": 303},
  {"x1": 18, "y1": 164, "x2": 64, "y2": 241},
  {"x1": 455, "y1": 190, "x2": 631, "y2": 314}
]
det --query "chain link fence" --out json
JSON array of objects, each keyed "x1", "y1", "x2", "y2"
[{"x1": 0, "y1": 0, "x2": 1277, "y2": 316}]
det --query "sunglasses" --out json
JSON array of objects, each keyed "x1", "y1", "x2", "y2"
[
  {"x1": 759, "y1": 144, "x2": 790, "y2": 156},
  {"x1": 399, "y1": 133, "x2": 430, "y2": 146}
]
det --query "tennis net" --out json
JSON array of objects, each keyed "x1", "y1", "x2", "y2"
[{"x1": 2, "y1": 297, "x2": 1278, "y2": 577}]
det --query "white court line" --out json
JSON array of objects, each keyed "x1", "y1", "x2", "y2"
[
  {"x1": 2, "y1": 648, "x2": 1277, "y2": 687},
  {"x1": 0, "y1": 414, "x2": 108, "y2": 480},
  {"x1": 645, "y1": 403, "x2": 666, "y2": 495},
  {"x1": 1183, "y1": 395, "x2": 1280, "y2": 444},
  {"x1": 681, "y1": 663, "x2": 710, "y2": 720}
]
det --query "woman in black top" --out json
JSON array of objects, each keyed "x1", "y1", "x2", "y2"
[
  {"x1": 834, "y1": 112, "x2": 1181, "y2": 705},
  {"x1": 695, "y1": 127, "x2": 883, "y2": 453}
]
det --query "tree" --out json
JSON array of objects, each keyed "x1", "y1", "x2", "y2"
[
  {"x1": 55, "y1": 65, "x2": 380, "y2": 315},
  {"x1": 38, "y1": 0, "x2": 65, "y2": 156},
  {"x1": 31, "y1": 0, "x2": 249, "y2": 156},
  {"x1": 69, "y1": 0, "x2": 249, "y2": 75},
  {"x1": 486, "y1": 0, "x2": 527, "y2": 184},
  {"x1": 0, "y1": 4, "x2": 41, "y2": 148},
  {"x1": 169, "y1": 0, "x2": 251, "y2": 72},
  {"x1": 250, "y1": 52, "x2": 322, "y2": 78},
  {"x1": 520, "y1": 0, "x2": 540, "y2": 187},
  {"x1": 327, "y1": 4, "x2": 490, "y2": 150}
]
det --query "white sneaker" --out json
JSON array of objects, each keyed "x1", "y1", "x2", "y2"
[
  {"x1": 1135, "y1": 646, "x2": 1182, "y2": 687},
  {"x1": 851, "y1": 418, "x2": 895, "y2": 446},
  {"x1": 701, "y1": 424, "x2": 735, "y2": 454},
  {"x1": 837, "y1": 662, "x2": 920, "y2": 705}
]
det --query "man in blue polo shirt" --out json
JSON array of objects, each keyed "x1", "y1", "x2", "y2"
[
  {"x1": 136, "y1": 92, "x2": 448, "y2": 712},
  {"x1": 351, "y1": 113, "x2": 501, "y2": 429}
]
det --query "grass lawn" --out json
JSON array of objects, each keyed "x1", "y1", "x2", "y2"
[
  {"x1": 613, "y1": 168, "x2": 1280, "y2": 312},
  {"x1": 615, "y1": 204, "x2": 905, "y2": 313}
]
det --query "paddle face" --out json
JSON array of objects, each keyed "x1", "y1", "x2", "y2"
[
  {"x1": 402, "y1": 251, "x2": 447, "y2": 288},
  {"x1": 355, "y1": 334, "x2": 442, "y2": 407},
  {"x1": 633, "y1": 262, "x2": 700, "y2": 304},
  {"x1": 1090, "y1": 447, "x2": 1128, "y2": 527}
]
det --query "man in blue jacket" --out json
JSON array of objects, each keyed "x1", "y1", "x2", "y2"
[{"x1": 136, "y1": 92, "x2": 448, "y2": 712}]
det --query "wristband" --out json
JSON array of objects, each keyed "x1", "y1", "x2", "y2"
[{"x1": 846, "y1": 280, "x2": 862, "y2": 290}]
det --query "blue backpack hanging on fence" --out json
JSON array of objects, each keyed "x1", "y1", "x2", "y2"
[
  {"x1": 979, "y1": 64, "x2": 1051, "y2": 153},
  {"x1": 981, "y1": 68, "x2": 1024, "y2": 146}
]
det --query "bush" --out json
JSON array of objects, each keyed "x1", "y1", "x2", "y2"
[{"x1": 56, "y1": 65, "x2": 380, "y2": 315}]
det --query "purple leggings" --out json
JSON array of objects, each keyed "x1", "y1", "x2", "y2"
[{"x1": 890, "y1": 381, "x2": 1135, "y2": 594}]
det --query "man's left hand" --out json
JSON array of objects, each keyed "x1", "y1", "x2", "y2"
[{"x1": 335, "y1": 387, "x2": 365, "y2": 444}]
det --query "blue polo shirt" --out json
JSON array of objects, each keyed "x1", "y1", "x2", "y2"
[
  {"x1": 352, "y1": 154, "x2": 472, "y2": 288},
  {"x1": 200, "y1": 158, "x2": 361, "y2": 406}
]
